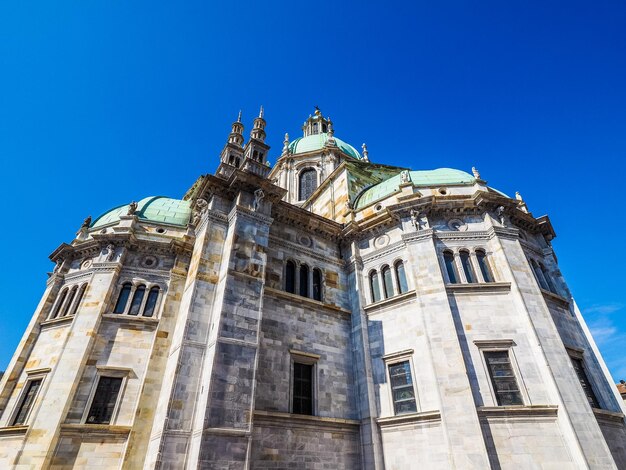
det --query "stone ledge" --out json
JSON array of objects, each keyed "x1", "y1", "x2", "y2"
[
  {"x1": 0, "y1": 425, "x2": 28, "y2": 436},
  {"x1": 364, "y1": 290, "x2": 416, "y2": 314},
  {"x1": 264, "y1": 287, "x2": 351, "y2": 317},
  {"x1": 593, "y1": 408, "x2": 625, "y2": 424},
  {"x1": 202, "y1": 427, "x2": 250, "y2": 437},
  {"x1": 376, "y1": 410, "x2": 441, "y2": 428},
  {"x1": 101, "y1": 313, "x2": 160, "y2": 327},
  {"x1": 253, "y1": 410, "x2": 359, "y2": 432},
  {"x1": 40, "y1": 315, "x2": 74, "y2": 328},
  {"x1": 59, "y1": 423, "x2": 132, "y2": 437},
  {"x1": 540, "y1": 289, "x2": 570, "y2": 307},
  {"x1": 446, "y1": 282, "x2": 511, "y2": 294},
  {"x1": 477, "y1": 405, "x2": 558, "y2": 420}
]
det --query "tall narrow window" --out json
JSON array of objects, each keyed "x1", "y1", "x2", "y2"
[
  {"x1": 128, "y1": 285, "x2": 146, "y2": 316},
  {"x1": 292, "y1": 363, "x2": 313, "y2": 415},
  {"x1": 443, "y1": 251, "x2": 458, "y2": 284},
  {"x1": 285, "y1": 261, "x2": 296, "y2": 294},
  {"x1": 531, "y1": 260, "x2": 549, "y2": 290},
  {"x1": 570, "y1": 356, "x2": 600, "y2": 409},
  {"x1": 460, "y1": 251, "x2": 476, "y2": 283},
  {"x1": 69, "y1": 283, "x2": 87, "y2": 316},
  {"x1": 382, "y1": 265, "x2": 394, "y2": 298},
  {"x1": 299, "y1": 265, "x2": 309, "y2": 297},
  {"x1": 476, "y1": 250, "x2": 494, "y2": 283},
  {"x1": 86, "y1": 376, "x2": 123, "y2": 424},
  {"x1": 143, "y1": 286, "x2": 160, "y2": 317},
  {"x1": 51, "y1": 288, "x2": 68, "y2": 319},
  {"x1": 60, "y1": 286, "x2": 78, "y2": 317},
  {"x1": 388, "y1": 361, "x2": 417, "y2": 415},
  {"x1": 299, "y1": 169, "x2": 317, "y2": 201},
  {"x1": 114, "y1": 283, "x2": 132, "y2": 314},
  {"x1": 370, "y1": 271, "x2": 381, "y2": 303},
  {"x1": 12, "y1": 379, "x2": 42, "y2": 425},
  {"x1": 484, "y1": 351, "x2": 523, "y2": 406},
  {"x1": 395, "y1": 261, "x2": 408, "y2": 294},
  {"x1": 312, "y1": 268, "x2": 322, "y2": 301},
  {"x1": 540, "y1": 264, "x2": 557, "y2": 294}
]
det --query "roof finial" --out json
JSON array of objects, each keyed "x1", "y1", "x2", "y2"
[
  {"x1": 282, "y1": 133, "x2": 290, "y2": 154},
  {"x1": 314, "y1": 105, "x2": 321, "y2": 116},
  {"x1": 515, "y1": 191, "x2": 523, "y2": 201},
  {"x1": 237, "y1": 110, "x2": 242, "y2": 122},
  {"x1": 362, "y1": 143, "x2": 369, "y2": 162},
  {"x1": 259, "y1": 106, "x2": 264, "y2": 118},
  {"x1": 472, "y1": 166, "x2": 481, "y2": 179}
]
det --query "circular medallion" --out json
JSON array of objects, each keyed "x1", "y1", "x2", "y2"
[
  {"x1": 298, "y1": 235, "x2": 312, "y2": 247},
  {"x1": 81, "y1": 259, "x2": 93, "y2": 270},
  {"x1": 374, "y1": 234, "x2": 390, "y2": 248},
  {"x1": 448, "y1": 219, "x2": 467, "y2": 231},
  {"x1": 142, "y1": 256, "x2": 158, "y2": 268}
]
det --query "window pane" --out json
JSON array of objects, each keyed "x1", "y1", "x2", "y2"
[
  {"x1": 541, "y1": 265, "x2": 557, "y2": 293},
  {"x1": 293, "y1": 363, "x2": 313, "y2": 415},
  {"x1": 12, "y1": 379, "x2": 42, "y2": 425},
  {"x1": 444, "y1": 252, "x2": 458, "y2": 284},
  {"x1": 128, "y1": 286, "x2": 146, "y2": 316},
  {"x1": 460, "y1": 252, "x2": 475, "y2": 283},
  {"x1": 484, "y1": 351, "x2": 523, "y2": 406},
  {"x1": 370, "y1": 272, "x2": 381, "y2": 303},
  {"x1": 312, "y1": 269, "x2": 322, "y2": 301},
  {"x1": 571, "y1": 357, "x2": 600, "y2": 408},
  {"x1": 388, "y1": 361, "x2": 417, "y2": 415},
  {"x1": 143, "y1": 287, "x2": 160, "y2": 317},
  {"x1": 69, "y1": 284, "x2": 87, "y2": 316},
  {"x1": 299, "y1": 169, "x2": 317, "y2": 201},
  {"x1": 51, "y1": 289, "x2": 68, "y2": 319},
  {"x1": 285, "y1": 261, "x2": 296, "y2": 294},
  {"x1": 61, "y1": 287, "x2": 78, "y2": 317},
  {"x1": 476, "y1": 251, "x2": 493, "y2": 282},
  {"x1": 299, "y1": 265, "x2": 309, "y2": 297},
  {"x1": 382, "y1": 266, "x2": 394, "y2": 298},
  {"x1": 114, "y1": 284, "x2": 132, "y2": 314},
  {"x1": 86, "y1": 377, "x2": 123, "y2": 424},
  {"x1": 395, "y1": 262, "x2": 408, "y2": 294}
]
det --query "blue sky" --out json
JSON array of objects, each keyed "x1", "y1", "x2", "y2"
[{"x1": 0, "y1": 1, "x2": 625, "y2": 381}]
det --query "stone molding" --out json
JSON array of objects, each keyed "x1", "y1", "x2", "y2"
[
  {"x1": 401, "y1": 228, "x2": 435, "y2": 244},
  {"x1": 445, "y1": 282, "x2": 511, "y2": 295},
  {"x1": 363, "y1": 290, "x2": 417, "y2": 315},
  {"x1": 360, "y1": 239, "x2": 406, "y2": 265},
  {"x1": 477, "y1": 405, "x2": 559, "y2": 420},
  {"x1": 376, "y1": 410, "x2": 441, "y2": 428},
  {"x1": 435, "y1": 230, "x2": 492, "y2": 242},
  {"x1": 101, "y1": 313, "x2": 160, "y2": 327},
  {"x1": 229, "y1": 204, "x2": 274, "y2": 226},
  {"x1": 59, "y1": 423, "x2": 132, "y2": 437},
  {"x1": 268, "y1": 235, "x2": 343, "y2": 267},
  {"x1": 540, "y1": 289, "x2": 570, "y2": 308},
  {"x1": 40, "y1": 315, "x2": 74, "y2": 329},
  {"x1": 0, "y1": 425, "x2": 28, "y2": 436},
  {"x1": 253, "y1": 410, "x2": 359, "y2": 432},
  {"x1": 264, "y1": 287, "x2": 350, "y2": 318},
  {"x1": 593, "y1": 408, "x2": 625, "y2": 425}
]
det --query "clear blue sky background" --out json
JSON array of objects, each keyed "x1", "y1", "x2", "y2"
[{"x1": 0, "y1": 1, "x2": 624, "y2": 380}]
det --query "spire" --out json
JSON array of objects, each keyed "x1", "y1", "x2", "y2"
[
  {"x1": 250, "y1": 106, "x2": 267, "y2": 143},
  {"x1": 237, "y1": 110, "x2": 242, "y2": 122},
  {"x1": 259, "y1": 105, "x2": 264, "y2": 118},
  {"x1": 302, "y1": 106, "x2": 332, "y2": 137},
  {"x1": 282, "y1": 133, "x2": 290, "y2": 155},
  {"x1": 362, "y1": 143, "x2": 369, "y2": 162},
  {"x1": 227, "y1": 110, "x2": 244, "y2": 147}
]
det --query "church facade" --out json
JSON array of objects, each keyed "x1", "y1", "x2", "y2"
[{"x1": 1, "y1": 108, "x2": 625, "y2": 469}]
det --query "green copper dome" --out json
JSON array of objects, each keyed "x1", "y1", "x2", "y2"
[
  {"x1": 288, "y1": 133, "x2": 361, "y2": 159},
  {"x1": 91, "y1": 196, "x2": 191, "y2": 228},
  {"x1": 354, "y1": 168, "x2": 476, "y2": 209}
]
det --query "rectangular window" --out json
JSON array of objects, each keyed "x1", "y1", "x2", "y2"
[
  {"x1": 388, "y1": 361, "x2": 417, "y2": 415},
  {"x1": 484, "y1": 351, "x2": 524, "y2": 406},
  {"x1": 570, "y1": 356, "x2": 601, "y2": 409},
  {"x1": 292, "y1": 363, "x2": 313, "y2": 415},
  {"x1": 12, "y1": 379, "x2": 42, "y2": 426},
  {"x1": 86, "y1": 376, "x2": 123, "y2": 424}
]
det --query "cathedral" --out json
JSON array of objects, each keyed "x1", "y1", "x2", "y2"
[{"x1": 1, "y1": 108, "x2": 625, "y2": 469}]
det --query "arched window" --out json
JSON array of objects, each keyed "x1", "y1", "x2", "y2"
[
  {"x1": 229, "y1": 155, "x2": 234, "y2": 165},
  {"x1": 235, "y1": 157, "x2": 241, "y2": 167},
  {"x1": 531, "y1": 260, "x2": 549, "y2": 290},
  {"x1": 382, "y1": 265, "x2": 394, "y2": 299},
  {"x1": 128, "y1": 285, "x2": 146, "y2": 316},
  {"x1": 395, "y1": 261, "x2": 408, "y2": 294},
  {"x1": 476, "y1": 250, "x2": 494, "y2": 283},
  {"x1": 253, "y1": 150, "x2": 258, "y2": 160},
  {"x1": 459, "y1": 251, "x2": 476, "y2": 283},
  {"x1": 69, "y1": 283, "x2": 87, "y2": 316},
  {"x1": 143, "y1": 286, "x2": 160, "y2": 317},
  {"x1": 50, "y1": 288, "x2": 68, "y2": 319},
  {"x1": 313, "y1": 268, "x2": 323, "y2": 301},
  {"x1": 540, "y1": 263, "x2": 557, "y2": 293},
  {"x1": 61, "y1": 286, "x2": 78, "y2": 317},
  {"x1": 114, "y1": 283, "x2": 132, "y2": 314},
  {"x1": 299, "y1": 265, "x2": 310, "y2": 297},
  {"x1": 322, "y1": 123, "x2": 328, "y2": 133},
  {"x1": 443, "y1": 251, "x2": 458, "y2": 284},
  {"x1": 313, "y1": 122, "x2": 318, "y2": 134},
  {"x1": 285, "y1": 260, "x2": 296, "y2": 294},
  {"x1": 370, "y1": 271, "x2": 381, "y2": 303},
  {"x1": 299, "y1": 169, "x2": 317, "y2": 201}
]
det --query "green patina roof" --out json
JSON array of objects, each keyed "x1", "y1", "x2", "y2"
[
  {"x1": 354, "y1": 168, "x2": 476, "y2": 209},
  {"x1": 288, "y1": 133, "x2": 361, "y2": 159},
  {"x1": 91, "y1": 196, "x2": 191, "y2": 228}
]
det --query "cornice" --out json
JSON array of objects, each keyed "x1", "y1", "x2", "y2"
[
  {"x1": 228, "y1": 204, "x2": 274, "y2": 226},
  {"x1": 273, "y1": 201, "x2": 343, "y2": 242},
  {"x1": 446, "y1": 282, "x2": 511, "y2": 295},
  {"x1": 268, "y1": 235, "x2": 343, "y2": 267},
  {"x1": 363, "y1": 290, "x2": 417, "y2": 315},
  {"x1": 264, "y1": 287, "x2": 351, "y2": 318},
  {"x1": 360, "y1": 240, "x2": 406, "y2": 265},
  {"x1": 477, "y1": 405, "x2": 558, "y2": 420},
  {"x1": 376, "y1": 410, "x2": 441, "y2": 428}
]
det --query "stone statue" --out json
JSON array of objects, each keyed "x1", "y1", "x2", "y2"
[
  {"x1": 496, "y1": 206, "x2": 507, "y2": 225},
  {"x1": 472, "y1": 167, "x2": 481, "y2": 179},
  {"x1": 192, "y1": 198, "x2": 208, "y2": 226},
  {"x1": 106, "y1": 244, "x2": 116, "y2": 262},
  {"x1": 81, "y1": 216, "x2": 92, "y2": 229},
  {"x1": 252, "y1": 189, "x2": 265, "y2": 212},
  {"x1": 400, "y1": 170, "x2": 410, "y2": 184},
  {"x1": 127, "y1": 201, "x2": 138, "y2": 216},
  {"x1": 410, "y1": 209, "x2": 420, "y2": 230}
]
